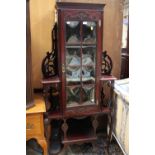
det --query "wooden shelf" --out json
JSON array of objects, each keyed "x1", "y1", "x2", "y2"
[
  {"x1": 47, "y1": 111, "x2": 62, "y2": 119},
  {"x1": 64, "y1": 107, "x2": 111, "y2": 118},
  {"x1": 42, "y1": 76, "x2": 60, "y2": 84},
  {"x1": 65, "y1": 43, "x2": 96, "y2": 47},
  {"x1": 101, "y1": 107, "x2": 111, "y2": 114},
  {"x1": 100, "y1": 75, "x2": 117, "y2": 81},
  {"x1": 66, "y1": 64, "x2": 95, "y2": 67},
  {"x1": 66, "y1": 83, "x2": 94, "y2": 88},
  {"x1": 45, "y1": 106, "x2": 110, "y2": 119},
  {"x1": 62, "y1": 134, "x2": 97, "y2": 144}
]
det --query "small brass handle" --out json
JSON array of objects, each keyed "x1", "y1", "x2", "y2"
[{"x1": 62, "y1": 64, "x2": 65, "y2": 73}]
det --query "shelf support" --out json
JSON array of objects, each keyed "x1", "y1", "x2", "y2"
[
  {"x1": 92, "y1": 115, "x2": 99, "y2": 136},
  {"x1": 61, "y1": 118, "x2": 68, "y2": 141}
]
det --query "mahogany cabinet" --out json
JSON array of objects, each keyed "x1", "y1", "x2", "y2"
[
  {"x1": 42, "y1": 2, "x2": 116, "y2": 153},
  {"x1": 57, "y1": 2, "x2": 105, "y2": 116}
]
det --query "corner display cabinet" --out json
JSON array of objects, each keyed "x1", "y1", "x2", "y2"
[{"x1": 42, "y1": 2, "x2": 116, "y2": 154}]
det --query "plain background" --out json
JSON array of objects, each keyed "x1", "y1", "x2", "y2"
[{"x1": 0, "y1": 0, "x2": 155, "y2": 154}]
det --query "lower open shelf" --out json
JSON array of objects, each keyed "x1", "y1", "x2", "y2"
[
  {"x1": 63, "y1": 136, "x2": 97, "y2": 144},
  {"x1": 46, "y1": 107, "x2": 111, "y2": 120},
  {"x1": 62, "y1": 127, "x2": 97, "y2": 144},
  {"x1": 47, "y1": 111, "x2": 62, "y2": 119},
  {"x1": 47, "y1": 115, "x2": 110, "y2": 155},
  {"x1": 62, "y1": 117, "x2": 97, "y2": 144}
]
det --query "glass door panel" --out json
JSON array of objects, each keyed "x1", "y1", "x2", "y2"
[
  {"x1": 66, "y1": 21, "x2": 80, "y2": 44},
  {"x1": 82, "y1": 46, "x2": 96, "y2": 66},
  {"x1": 82, "y1": 66, "x2": 95, "y2": 83},
  {"x1": 66, "y1": 86, "x2": 81, "y2": 107},
  {"x1": 82, "y1": 21, "x2": 96, "y2": 44},
  {"x1": 82, "y1": 46, "x2": 96, "y2": 84},
  {"x1": 66, "y1": 47, "x2": 81, "y2": 66},
  {"x1": 65, "y1": 20, "x2": 97, "y2": 108},
  {"x1": 66, "y1": 66, "x2": 81, "y2": 84},
  {"x1": 81, "y1": 85, "x2": 95, "y2": 105}
]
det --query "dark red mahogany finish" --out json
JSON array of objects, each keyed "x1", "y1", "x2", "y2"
[{"x1": 42, "y1": 3, "x2": 116, "y2": 152}]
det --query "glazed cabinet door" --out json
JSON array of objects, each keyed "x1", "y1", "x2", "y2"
[
  {"x1": 57, "y1": 3, "x2": 104, "y2": 115},
  {"x1": 65, "y1": 21, "x2": 97, "y2": 108}
]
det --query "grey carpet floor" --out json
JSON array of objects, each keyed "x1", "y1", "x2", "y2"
[{"x1": 27, "y1": 135, "x2": 123, "y2": 155}]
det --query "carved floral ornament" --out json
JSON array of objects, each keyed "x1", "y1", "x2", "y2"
[{"x1": 64, "y1": 10, "x2": 101, "y2": 20}]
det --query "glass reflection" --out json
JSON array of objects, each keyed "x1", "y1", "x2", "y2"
[
  {"x1": 82, "y1": 66, "x2": 95, "y2": 82},
  {"x1": 66, "y1": 21, "x2": 80, "y2": 44},
  {"x1": 66, "y1": 47, "x2": 81, "y2": 66},
  {"x1": 66, "y1": 66, "x2": 81, "y2": 82},
  {"x1": 82, "y1": 21, "x2": 96, "y2": 44},
  {"x1": 82, "y1": 46, "x2": 96, "y2": 66},
  {"x1": 82, "y1": 85, "x2": 95, "y2": 104},
  {"x1": 66, "y1": 86, "x2": 81, "y2": 106}
]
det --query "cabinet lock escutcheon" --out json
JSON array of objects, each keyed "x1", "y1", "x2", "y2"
[
  {"x1": 62, "y1": 64, "x2": 65, "y2": 73},
  {"x1": 99, "y1": 20, "x2": 101, "y2": 27}
]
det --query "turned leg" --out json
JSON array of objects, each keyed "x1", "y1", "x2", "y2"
[
  {"x1": 61, "y1": 143, "x2": 69, "y2": 155},
  {"x1": 91, "y1": 115, "x2": 98, "y2": 152},
  {"x1": 61, "y1": 118, "x2": 68, "y2": 140},
  {"x1": 92, "y1": 115, "x2": 99, "y2": 135},
  {"x1": 61, "y1": 119, "x2": 69, "y2": 154},
  {"x1": 91, "y1": 141, "x2": 96, "y2": 153}
]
